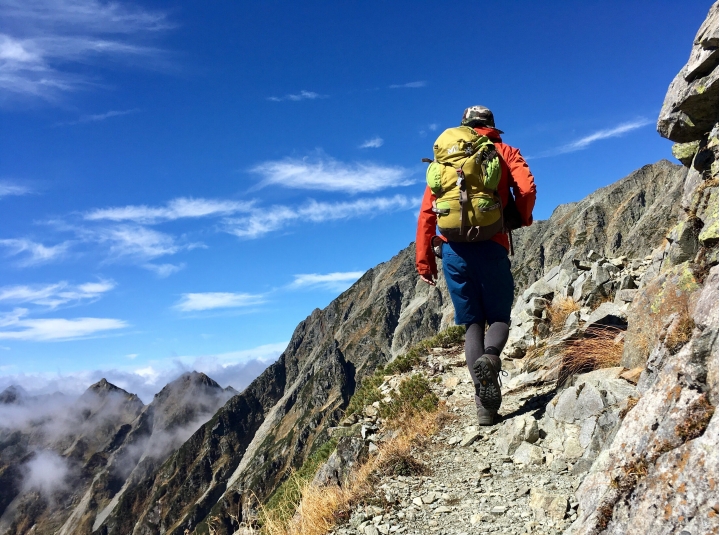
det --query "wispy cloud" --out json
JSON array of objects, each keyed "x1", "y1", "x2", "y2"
[
  {"x1": 56, "y1": 108, "x2": 139, "y2": 126},
  {"x1": 250, "y1": 156, "x2": 412, "y2": 193},
  {"x1": 0, "y1": 238, "x2": 71, "y2": 266},
  {"x1": 224, "y1": 194, "x2": 419, "y2": 239},
  {"x1": 0, "y1": 280, "x2": 115, "y2": 309},
  {"x1": 359, "y1": 137, "x2": 384, "y2": 149},
  {"x1": 0, "y1": 0, "x2": 173, "y2": 101},
  {"x1": 267, "y1": 90, "x2": 328, "y2": 102},
  {"x1": 174, "y1": 292, "x2": 265, "y2": 312},
  {"x1": 389, "y1": 81, "x2": 426, "y2": 89},
  {"x1": 87, "y1": 224, "x2": 183, "y2": 261},
  {"x1": 290, "y1": 271, "x2": 365, "y2": 292},
  {"x1": 530, "y1": 118, "x2": 654, "y2": 158},
  {"x1": 143, "y1": 262, "x2": 185, "y2": 278},
  {"x1": 0, "y1": 308, "x2": 127, "y2": 341},
  {"x1": 85, "y1": 197, "x2": 248, "y2": 224},
  {"x1": 0, "y1": 181, "x2": 31, "y2": 198}
]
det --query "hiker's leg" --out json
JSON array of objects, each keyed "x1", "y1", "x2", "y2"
[
  {"x1": 464, "y1": 321, "x2": 486, "y2": 385},
  {"x1": 466, "y1": 241, "x2": 514, "y2": 419},
  {"x1": 482, "y1": 321, "x2": 509, "y2": 371}
]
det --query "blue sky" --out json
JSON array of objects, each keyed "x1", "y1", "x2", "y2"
[{"x1": 0, "y1": 0, "x2": 710, "y2": 401}]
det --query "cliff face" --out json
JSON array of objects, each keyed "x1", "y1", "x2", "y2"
[{"x1": 510, "y1": 159, "x2": 688, "y2": 294}]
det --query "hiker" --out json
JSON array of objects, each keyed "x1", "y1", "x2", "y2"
[{"x1": 416, "y1": 105, "x2": 536, "y2": 425}]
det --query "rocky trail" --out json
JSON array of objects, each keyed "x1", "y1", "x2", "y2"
[
  {"x1": 326, "y1": 348, "x2": 634, "y2": 535},
  {"x1": 333, "y1": 364, "x2": 574, "y2": 535}
]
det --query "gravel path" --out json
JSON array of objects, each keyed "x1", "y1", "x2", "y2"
[{"x1": 331, "y1": 351, "x2": 580, "y2": 535}]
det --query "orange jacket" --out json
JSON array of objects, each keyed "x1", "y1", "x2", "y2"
[{"x1": 415, "y1": 126, "x2": 537, "y2": 277}]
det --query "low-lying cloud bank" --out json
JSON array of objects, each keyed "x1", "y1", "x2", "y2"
[{"x1": 0, "y1": 342, "x2": 287, "y2": 403}]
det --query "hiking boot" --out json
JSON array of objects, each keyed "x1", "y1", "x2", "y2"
[
  {"x1": 476, "y1": 404, "x2": 497, "y2": 426},
  {"x1": 473, "y1": 354, "x2": 503, "y2": 413}
]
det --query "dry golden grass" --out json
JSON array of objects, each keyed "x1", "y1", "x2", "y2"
[
  {"x1": 663, "y1": 301, "x2": 696, "y2": 354},
  {"x1": 546, "y1": 297, "x2": 581, "y2": 332},
  {"x1": 550, "y1": 326, "x2": 625, "y2": 386},
  {"x1": 259, "y1": 408, "x2": 445, "y2": 535}
]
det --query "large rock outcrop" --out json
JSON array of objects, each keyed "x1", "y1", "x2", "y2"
[
  {"x1": 568, "y1": 4, "x2": 719, "y2": 534},
  {"x1": 657, "y1": 2, "x2": 719, "y2": 143}
]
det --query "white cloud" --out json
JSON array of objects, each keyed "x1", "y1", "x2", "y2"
[
  {"x1": 360, "y1": 137, "x2": 384, "y2": 149},
  {"x1": 224, "y1": 194, "x2": 420, "y2": 239},
  {"x1": 0, "y1": 238, "x2": 71, "y2": 265},
  {"x1": 0, "y1": 181, "x2": 30, "y2": 198},
  {"x1": 0, "y1": 309, "x2": 128, "y2": 341},
  {"x1": 0, "y1": 341, "x2": 287, "y2": 402},
  {"x1": 428, "y1": 123, "x2": 438, "y2": 131},
  {"x1": 85, "y1": 197, "x2": 248, "y2": 224},
  {"x1": 389, "y1": 81, "x2": 426, "y2": 89},
  {"x1": 143, "y1": 262, "x2": 185, "y2": 277},
  {"x1": 531, "y1": 118, "x2": 654, "y2": 158},
  {"x1": 174, "y1": 292, "x2": 265, "y2": 312},
  {"x1": 267, "y1": 90, "x2": 327, "y2": 102},
  {"x1": 21, "y1": 451, "x2": 71, "y2": 495},
  {"x1": 126, "y1": 353, "x2": 138, "y2": 359},
  {"x1": 0, "y1": 0, "x2": 172, "y2": 100},
  {"x1": 87, "y1": 224, "x2": 181, "y2": 260},
  {"x1": 0, "y1": 279, "x2": 115, "y2": 309},
  {"x1": 290, "y1": 271, "x2": 365, "y2": 292},
  {"x1": 250, "y1": 156, "x2": 412, "y2": 193},
  {"x1": 57, "y1": 108, "x2": 139, "y2": 126}
]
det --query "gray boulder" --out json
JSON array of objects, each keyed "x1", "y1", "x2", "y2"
[
  {"x1": 584, "y1": 302, "x2": 628, "y2": 330},
  {"x1": 496, "y1": 414, "x2": 540, "y2": 455},
  {"x1": 657, "y1": 2, "x2": 719, "y2": 143},
  {"x1": 541, "y1": 372, "x2": 637, "y2": 466}
]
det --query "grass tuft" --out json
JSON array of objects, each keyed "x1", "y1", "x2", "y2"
[
  {"x1": 552, "y1": 326, "x2": 624, "y2": 385},
  {"x1": 546, "y1": 297, "x2": 580, "y2": 333},
  {"x1": 676, "y1": 394, "x2": 715, "y2": 442},
  {"x1": 261, "y1": 438, "x2": 339, "y2": 526}
]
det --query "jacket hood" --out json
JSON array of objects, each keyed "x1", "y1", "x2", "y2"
[{"x1": 474, "y1": 126, "x2": 504, "y2": 140}]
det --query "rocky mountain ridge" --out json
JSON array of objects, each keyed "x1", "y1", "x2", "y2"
[{"x1": 0, "y1": 372, "x2": 235, "y2": 535}]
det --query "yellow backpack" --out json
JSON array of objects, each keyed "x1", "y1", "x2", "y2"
[{"x1": 424, "y1": 126, "x2": 503, "y2": 242}]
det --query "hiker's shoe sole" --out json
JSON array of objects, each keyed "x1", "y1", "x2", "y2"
[{"x1": 473, "y1": 355, "x2": 502, "y2": 412}]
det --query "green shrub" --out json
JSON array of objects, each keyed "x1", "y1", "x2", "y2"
[
  {"x1": 344, "y1": 326, "x2": 464, "y2": 417},
  {"x1": 345, "y1": 374, "x2": 384, "y2": 417},
  {"x1": 385, "y1": 325, "x2": 465, "y2": 375},
  {"x1": 379, "y1": 374, "x2": 438, "y2": 419}
]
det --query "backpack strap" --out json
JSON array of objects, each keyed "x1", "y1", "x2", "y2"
[{"x1": 455, "y1": 167, "x2": 468, "y2": 236}]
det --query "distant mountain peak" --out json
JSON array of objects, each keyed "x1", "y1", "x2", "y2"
[{"x1": 0, "y1": 384, "x2": 29, "y2": 404}]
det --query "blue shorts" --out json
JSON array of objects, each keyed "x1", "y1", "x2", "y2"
[{"x1": 441, "y1": 240, "x2": 514, "y2": 326}]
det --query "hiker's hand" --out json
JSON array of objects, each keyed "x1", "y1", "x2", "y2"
[{"x1": 420, "y1": 275, "x2": 436, "y2": 286}]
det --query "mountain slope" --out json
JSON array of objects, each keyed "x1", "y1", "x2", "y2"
[{"x1": 91, "y1": 157, "x2": 688, "y2": 534}]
